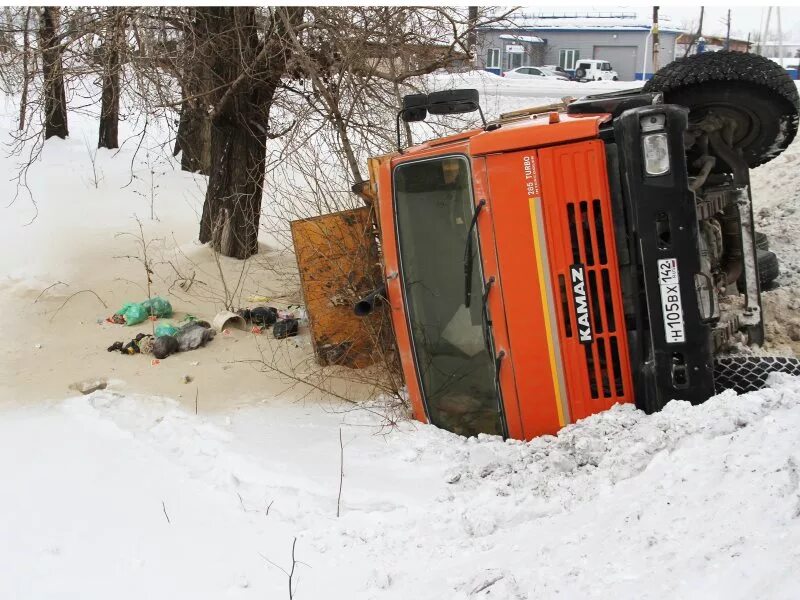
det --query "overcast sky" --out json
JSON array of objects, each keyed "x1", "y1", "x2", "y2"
[{"x1": 531, "y1": 6, "x2": 800, "y2": 41}]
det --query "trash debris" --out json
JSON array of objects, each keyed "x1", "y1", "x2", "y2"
[
  {"x1": 273, "y1": 318, "x2": 299, "y2": 339},
  {"x1": 109, "y1": 297, "x2": 173, "y2": 326},
  {"x1": 151, "y1": 322, "x2": 215, "y2": 359},
  {"x1": 277, "y1": 309, "x2": 295, "y2": 320},
  {"x1": 34, "y1": 343, "x2": 42, "y2": 349},
  {"x1": 152, "y1": 335, "x2": 179, "y2": 359},
  {"x1": 139, "y1": 335, "x2": 155, "y2": 355},
  {"x1": 154, "y1": 322, "x2": 178, "y2": 337},
  {"x1": 190, "y1": 361, "x2": 199, "y2": 366},
  {"x1": 247, "y1": 295, "x2": 270, "y2": 303},
  {"x1": 251, "y1": 326, "x2": 263, "y2": 334},
  {"x1": 69, "y1": 378, "x2": 108, "y2": 395},
  {"x1": 107, "y1": 333, "x2": 154, "y2": 355},
  {"x1": 176, "y1": 322, "x2": 215, "y2": 352},
  {"x1": 151, "y1": 359, "x2": 160, "y2": 366},
  {"x1": 238, "y1": 306, "x2": 278, "y2": 327},
  {"x1": 183, "y1": 375, "x2": 193, "y2": 384},
  {"x1": 212, "y1": 310, "x2": 246, "y2": 333}
]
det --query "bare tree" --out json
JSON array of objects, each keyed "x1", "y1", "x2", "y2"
[
  {"x1": 39, "y1": 6, "x2": 68, "y2": 139},
  {"x1": 98, "y1": 7, "x2": 125, "y2": 149},
  {"x1": 197, "y1": 7, "x2": 305, "y2": 259}
]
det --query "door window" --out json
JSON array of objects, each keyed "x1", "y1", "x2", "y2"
[{"x1": 394, "y1": 157, "x2": 503, "y2": 437}]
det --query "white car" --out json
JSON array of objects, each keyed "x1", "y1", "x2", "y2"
[
  {"x1": 503, "y1": 66, "x2": 569, "y2": 81},
  {"x1": 574, "y1": 60, "x2": 619, "y2": 81}
]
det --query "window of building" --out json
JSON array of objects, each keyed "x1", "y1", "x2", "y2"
[
  {"x1": 506, "y1": 52, "x2": 523, "y2": 70},
  {"x1": 559, "y1": 48, "x2": 580, "y2": 70},
  {"x1": 486, "y1": 48, "x2": 500, "y2": 68}
]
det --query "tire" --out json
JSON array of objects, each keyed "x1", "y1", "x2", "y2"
[
  {"x1": 643, "y1": 51, "x2": 800, "y2": 168},
  {"x1": 612, "y1": 76, "x2": 619, "y2": 81},
  {"x1": 575, "y1": 68, "x2": 586, "y2": 79},
  {"x1": 736, "y1": 248, "x2": 780, "y2": 293},
  {"x1": 757, "y1": 248, "x2": 780, "y2": 285},
  {"x1": 714, "y1": 355, "x2": 800, "y2": 394}
]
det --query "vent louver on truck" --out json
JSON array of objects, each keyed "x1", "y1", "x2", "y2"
[
  {"x1": 538, "y1": 141, "x2": 634, "y2": 421},
  {"x1": 565, "y1": 199, "x2": 625, "y2": 399}
]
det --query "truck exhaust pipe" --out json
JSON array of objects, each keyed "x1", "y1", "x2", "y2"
[{"x1": 353, "y1": 284, "x2": 386, "y2": 317}]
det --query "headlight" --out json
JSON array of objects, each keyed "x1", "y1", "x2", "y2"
[{"x1": 642, "y1": 132, "x2": 670, "y2": 176}]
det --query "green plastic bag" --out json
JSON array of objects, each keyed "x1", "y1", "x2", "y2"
[
  {"x1": 115, "y1": 296, "x2": 173, "y2": 326},
  {"x1": 154, "y1": 322, "x2": 178, "y2": 337}
]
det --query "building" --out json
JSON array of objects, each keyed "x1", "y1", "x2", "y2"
[
  {"x1": 477, "y1": 13, "x2": 682, "y2": 81},
  {"x1": 676, "y1": 33, "x2": 752, "y2": 55}
]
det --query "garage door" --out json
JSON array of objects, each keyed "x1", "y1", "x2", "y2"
[{"x1": 593, "y1": 46, "x2": 638, "y2": 81}]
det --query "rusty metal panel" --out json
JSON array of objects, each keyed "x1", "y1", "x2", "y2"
[{"x1": 290, "y1": 207, "x2": 385, "y2": 369}]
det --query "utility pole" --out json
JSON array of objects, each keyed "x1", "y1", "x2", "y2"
[
  {"x1": 760, "y1": 6, "x2": 773, "y2": 57},
  {"x1": 725, "y1": 9, "x2": 731, "y2": 51},
  {"x1": 652, "y1": 6, "x2": 660, "y2": 74},
  {"x1": 467, "y1": 6, "x2": 478, "y2": 65},
  {"x1": 683, "y1": 6, "x2": 704, "y2": 58}
]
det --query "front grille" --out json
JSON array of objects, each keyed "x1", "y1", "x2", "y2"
[
  {"x1": 538, "y1": 140, "x2": 634, "y2": 421},
  {"x1": 565, "y1": 199, "x2": 625, "y2": 400}
]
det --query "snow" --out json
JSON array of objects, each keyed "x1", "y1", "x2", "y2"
[
  {"x1": 5, "y1": 378, "x2": 800, "y2": 598},
  {"x1": 498, "y1": 34, "x2": 544, "y2": 44},
  {"x1": 483, "y1": 14, "x2": 683, "y2": 34},
  {"x1": 3, "y1": 73, "x2": 800, "y2": 599}
]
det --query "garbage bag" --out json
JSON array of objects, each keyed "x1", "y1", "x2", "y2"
[
  {"x1": 154, "y1": 322, "x2": 178, "y2": 337},
  {"x1": 273, "y1": 318, "x2": 299, "y2": 339},
  {"x1": 114, "y1": 296, "x2": 173, "y2": 326}
]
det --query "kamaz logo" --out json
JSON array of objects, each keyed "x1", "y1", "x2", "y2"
[{"x1": 570, "y1": 264, "x2": 593, "y2": 344}]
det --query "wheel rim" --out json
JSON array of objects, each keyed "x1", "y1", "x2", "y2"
[{"x1": 686, "y1": 102, "x2": 762, "y2": 150}]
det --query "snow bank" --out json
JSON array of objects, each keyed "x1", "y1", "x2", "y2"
[{"x1": 3, "y1": 374, "x2": 800, "y2": 598}]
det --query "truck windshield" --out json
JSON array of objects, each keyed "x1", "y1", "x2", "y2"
[{"x1": 394, "y1": 156, "x2": 503, "y2": 437}]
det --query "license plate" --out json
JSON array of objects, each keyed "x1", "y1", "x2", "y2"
[{"x1": 657, "y1": 258, "x2": 685, "y2": 344}]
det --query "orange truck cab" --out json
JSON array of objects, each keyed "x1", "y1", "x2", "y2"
[{"x1": 358, "y1": 86, "x2": 771, "y2": 441}]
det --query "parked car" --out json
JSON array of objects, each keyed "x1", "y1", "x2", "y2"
[
  {"x1": 574, "y1": 59, "x2": 619, "y2": 81},
  {"x1": 503, "y1": 66, "x2": 569, "y2": 81},
  {"x1": 542, "y1": 65, "x2": 576, "y2": 80}
]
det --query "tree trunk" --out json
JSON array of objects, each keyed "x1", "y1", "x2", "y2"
[
  {"x1": 39, "y1": 6, "x2": 68, "y2": 139},
  {"x1": 98, "y1": 8, "x2": 123, "y2": 149},
  {"x1": 198, "y1": 7, "x2": 304, "y2": 259},
  {"x1": 19, "y1": 7, "x2": 32, "y2": 131},
  {"x1": 175, "y1": 97, "x2": 211, "y2": 174},
  {"x1": 174, "y1": 9, "x2": 212, "y2": 174}
]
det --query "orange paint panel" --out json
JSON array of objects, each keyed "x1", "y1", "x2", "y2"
[
  {"x1": 484, "y1": 150, "x2": 564, "y2": 439},
  {"x1": 376, "y1": 158, "x2": 428, "y2": 424},
  {"x1": 470, "y1": 114, "x2": 605, "y2": 157},
  {"x1": 470, "y1": 157, "x2": 524, "y2": 440},
  {"x1": 537, "y1": 140, "x2": 635, "y2": 421}
]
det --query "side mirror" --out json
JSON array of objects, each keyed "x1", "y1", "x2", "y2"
[
  {"x1": 401, "y1": 94, "x2": 428, "y2": 122},
  {"x1": 427, "y1": 89, "x2": 480, "y2": 115}
]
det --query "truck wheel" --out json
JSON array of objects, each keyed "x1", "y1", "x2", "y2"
[
  {"x1": 714, "y1": 355, "x2": 800, "y2": 394},
  {"x1": 643, "y1": 51, "x2": 799, "y2": 168},
  {"x1": 575, "y1": 68, "x2": 586, "y2": 79},
  {"x1": 757, "y1": 248, "x2": 780, "y2": 285}
]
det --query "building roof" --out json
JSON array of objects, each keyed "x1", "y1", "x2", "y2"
[
  {"x1": 481, "y1": 13, "x2": 684, "y2": 35},
  {"x1": 498, "y1": 33, "x2": 544, "y2": 44}
]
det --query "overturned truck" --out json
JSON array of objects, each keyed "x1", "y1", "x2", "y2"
[{"x1": 349, "y1": 51, "x2": 800, "y2": 440}]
